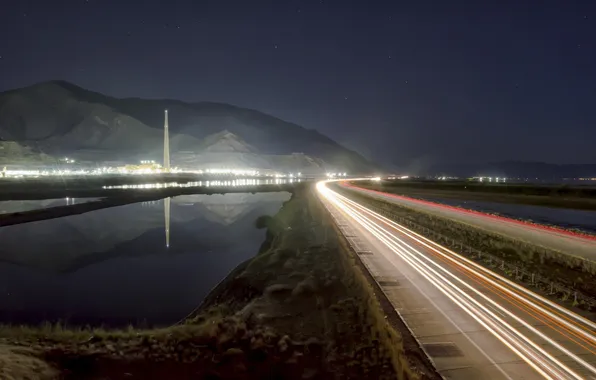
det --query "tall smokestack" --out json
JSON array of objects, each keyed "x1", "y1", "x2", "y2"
[{"x1": 163, "y1": 109, "x2": 170, "y2": 171}]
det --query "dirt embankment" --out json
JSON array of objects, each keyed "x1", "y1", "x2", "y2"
[{"x1": 0, "y1": 184, "x2": 438, "y2": 379}]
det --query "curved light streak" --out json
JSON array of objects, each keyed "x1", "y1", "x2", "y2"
[{"x1": 317, "y1": 180, "x2": 596, "y2": 379}]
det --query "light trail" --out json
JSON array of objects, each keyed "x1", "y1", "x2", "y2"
[
  {"x1": 317, "y1": 180, "x2": 596, "y2": 380},
  {"x1": 345, "y1": 182, "x2": 596, "y2": 243},
  {"x1": 336, "y1": 191, "x2": 595, "y2": 376},
  {"x1": 339, "y1": 186, "x2": 596, "y2": 342},
  {"x1": 338, "y1": 190, "x2": 596, "y2": 342}
]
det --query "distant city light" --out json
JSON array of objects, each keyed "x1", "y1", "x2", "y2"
[
  {"x1": 0, "y1": 164, "x2": 319, "y2": 180},
  {"x1": 326, "y1": 171, "x2": 348, "y2": 178},
  {"x1": 102, "y1": 178, "x2": 301, "y2": 190},
  {"x1": 475, "y1": 176, "x2": 506, "y2": 183},
  {"x1": 206, "y1": 168, "x2": 259, "y2": 176}
]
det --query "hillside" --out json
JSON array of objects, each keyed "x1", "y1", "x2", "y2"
[
  {"x1": 0, "y1": 140, "x2": 55, "y2": 165},
  {"x1": 0, "y1": 81, "x2": 375, "y2": 173}
]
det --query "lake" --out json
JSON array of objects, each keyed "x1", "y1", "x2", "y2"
[
  {"x1": 0, "y1": 197, "x2": 100, "y2": 214},
  {"x1": 0, "y1": 192, "x2": 290, "y2": 327},
  {"x1": 422, "y1": 197, "x2": 596, "y2": 234}
]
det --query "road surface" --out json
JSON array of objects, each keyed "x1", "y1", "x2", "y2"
[
  {"x1": 317, "y1": 181, "x2": 596, "y2": 380},
  {"x1": 341, "y1": 182, "x2": 596, "y2": 261}
]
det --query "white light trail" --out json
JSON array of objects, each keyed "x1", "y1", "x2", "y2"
[
  {"x1": 342, "y1": 191, "x2": 596, "y2": 345},
  {"x1": 317, "y1": 180, "x2": 596, "y2": 380},
  {"x1": 345, "y1": 184, "x2": 596, "y2": 339}
]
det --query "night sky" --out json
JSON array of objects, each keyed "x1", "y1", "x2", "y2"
[{"x1": 1, "y1": 1, "x2": 595, "y2": 168}]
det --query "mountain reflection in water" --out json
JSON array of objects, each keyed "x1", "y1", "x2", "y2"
[
  {"x1": 0, "y1": 192, "x2": 290, "y2": 327},
  {"x1": 0, "y1": 197, "x2": 100, "y2": 214}
]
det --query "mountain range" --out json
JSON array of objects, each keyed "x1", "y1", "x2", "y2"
[{"x1": 0, "y1": 81, "x2": 375, "y2": 174}]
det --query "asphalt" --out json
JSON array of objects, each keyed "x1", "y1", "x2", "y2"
[{"x1": 318, "y1": 181, "x2": 596, "y2": 380}]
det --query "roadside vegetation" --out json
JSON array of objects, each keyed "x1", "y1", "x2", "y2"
[
  {"x1": 0, "y1": 184, "x2": 438, "y2": 379},
  {"x1": 359, "y1": 180, "x2": 596, "y2": 210},
  {"x1": 334, "y1": 185, "x2": 596, "y2": 313}
]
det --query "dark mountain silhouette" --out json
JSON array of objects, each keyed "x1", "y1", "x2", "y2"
[{"x1": 0, "y1": 81, "x2": 375, "y2": 173}]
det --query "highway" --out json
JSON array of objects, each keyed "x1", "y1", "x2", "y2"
[
  {"x1": 317, "y1": 181, "x2": 596, "y2": 380},
  {"x1": 342, "y1": 182, "x2": 596, "y2": 260}
]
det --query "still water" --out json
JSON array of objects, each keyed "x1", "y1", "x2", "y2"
[
  {"x1": 0, "y1": 192, "x2": 290, "y2": 327},
  {"x1": 424, "y1": 197, "x2": 596, "y2": 234},
  {"x1": 0, "y1": 198, "x2": 100, "y2": 214}
]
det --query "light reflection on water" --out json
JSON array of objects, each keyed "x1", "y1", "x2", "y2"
[
  {"x1": 102, "y1": 178, "x2": 300, "y2": 190},
  {"x1": 0, "y1": 192, "x2": 290, "y2": 327}
]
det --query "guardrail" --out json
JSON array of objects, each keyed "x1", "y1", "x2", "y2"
[{"x1": 363, "y1": 202, "x2": 596, "y2": 310}]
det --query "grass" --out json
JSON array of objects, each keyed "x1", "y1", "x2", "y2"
[
  {"x1": 0, "y1": 183, "x2": 437, "y2": 379},
  {"x1": 335, "y1": 186, "x2": 596, "y2": 311},
  {"x1": 0, "y1": 345, "x2": 58, "y2": 380},
  {"x1": 358, "y1": 180, "x2": 596, "y2": 210}
]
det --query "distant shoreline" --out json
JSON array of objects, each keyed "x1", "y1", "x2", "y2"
[
  {"x1": 0, "y1": 183, "x2": 298, "y2": 227},
  {"x1": 359, "y1": 180, "x2": 596, "y2": 211}
]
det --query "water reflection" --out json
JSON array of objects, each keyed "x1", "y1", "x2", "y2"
[
  {"x1": 0, "y1": 192, "x2": 290, "y2": 327},
  {"x1": 0, "y1": 198, "x2": 100, "y2": 214},
  {"x1": 165, "y1": 197, "x2": 170, "y2": 248}
]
